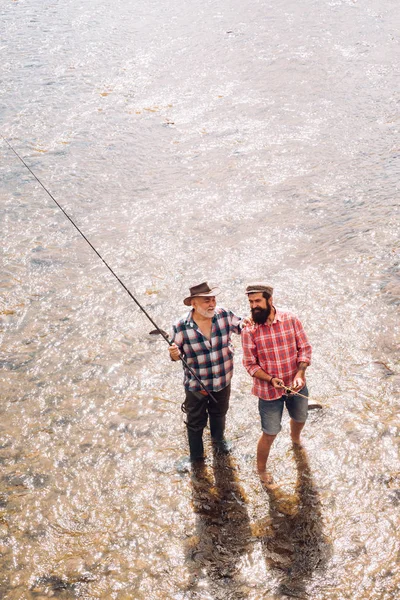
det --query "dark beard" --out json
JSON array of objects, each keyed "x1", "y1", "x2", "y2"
[{"x1": 251, "y1": 305, "x2": 271, "y2": 324}]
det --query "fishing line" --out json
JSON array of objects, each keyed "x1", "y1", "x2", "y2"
[{"x1": 2, "y1": 136, "x2": 217, "y2": 403}]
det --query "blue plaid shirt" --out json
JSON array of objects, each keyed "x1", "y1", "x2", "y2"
[{"x1": 171, "y1": 307, "x2": 243, "y2": 392}]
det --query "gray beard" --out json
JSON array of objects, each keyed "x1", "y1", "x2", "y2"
[{"x1": 195, "y1": 307, "x2": 215, "y2": 319}]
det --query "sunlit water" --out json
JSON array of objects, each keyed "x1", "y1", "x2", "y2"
[{"x1": 1, "y1": 0, "x2": 399, "y2": 598}]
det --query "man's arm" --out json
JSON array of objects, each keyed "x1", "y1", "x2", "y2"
[
  {"x1": 169, "y1": 325, "x2": 183, "y2": 361},
  {"x1": 252, "y1": 368, "x2": 284, "y2": 389},
  {"x1": 241, "y1": 329, "x2": 283, "y2": 388},
  {"x1": 292, "y1": 317, "x2": 312, "y2": 390},
  {"x1": 227, "y1": 310, "x2": 246, "y2": 334}
]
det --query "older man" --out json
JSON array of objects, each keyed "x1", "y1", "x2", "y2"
[
  {"x1": 241, "y1": 283, "x2": 312, "y2": 484},
  {"x1": 169, "y1": 282, "x2": 243, "y2": 461}
]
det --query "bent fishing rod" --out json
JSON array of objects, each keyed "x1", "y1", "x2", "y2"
[{"x1": 2, "y1": 136, "x2": 217, "y2": 403}]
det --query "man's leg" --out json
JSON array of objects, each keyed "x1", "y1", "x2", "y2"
[
  {"x1": 208, "y1": 385, "x2": 230, "y2": 452},
  {"x1": 184, "y1": 390, "x2": 208, "y2": 461},
  {"x1": 290, "y1": 419, "x2": 305, "y2": 444},
  {"x1": 257, "y1": 398, "x2": 283, "y2": 483},
  {"x1": 286, "y1": 388, "x2": 308, "y2": 445},
  {"x1": 257, "y1": 432, "x2": 277, "y2": 473}
]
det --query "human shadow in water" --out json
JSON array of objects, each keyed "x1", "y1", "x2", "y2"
[
  {"x1": 185, "y1": 451, "x2": 252, "y2": 598},
  {"x1": 254, "y1": 445, "x2": 331, "y2": 598}
]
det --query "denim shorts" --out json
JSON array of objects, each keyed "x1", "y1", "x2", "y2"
[{"x1": 258, "y1": 387, "x2": 309, "y2": 435}]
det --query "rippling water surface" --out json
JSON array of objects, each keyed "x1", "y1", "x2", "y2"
[{"x1": 1, "y1": 0, "x2": 399, "y2": 598}]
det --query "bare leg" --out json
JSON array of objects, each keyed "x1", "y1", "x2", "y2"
[
  {"x1": 257, "y1": 432, "x2": 276, "y2": 483},
  {"x1": 290, "y1": 419, "x2": 305, "y2": 444}
]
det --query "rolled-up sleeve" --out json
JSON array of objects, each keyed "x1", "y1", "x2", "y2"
[
  {"x1": 241, "y1": 328, "x2": 260, "y2": 377},
  {"x1": 294, "y1": 318, "x2": 312, "y2": 365},
  {"x1": 171, "y1": 325, "x2": 184, "y2": 352},
  {"x1": 229, "y1": 311, "x2": 243, "y2": 335}
]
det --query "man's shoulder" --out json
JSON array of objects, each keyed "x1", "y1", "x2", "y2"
[
  {"x1": 215, "y1": 306, "x2": 243, "y2": 324},
  {"x1": 241, "y1": 323, "x2": 256, "y2": 338},
  {"x1": 276, "y1": 308, "x2": 298, "y2": 322},
  {"x1": 215, "y1": 306, "x2": 230, "y2": 317},
  {"x1": 173, "y1": 311, "x2": 192, "y2": 330}
]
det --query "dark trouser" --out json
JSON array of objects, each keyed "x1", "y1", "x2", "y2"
[{"x1": 183, "y1": 384, "x2": 231, "y2": 460}]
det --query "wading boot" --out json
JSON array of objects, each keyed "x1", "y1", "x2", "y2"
[
  {"x1": 209, "y1": 416, "x2": 231, "y2": 455},
  {"x1": 187, "y1": 428, "x2": 205, "y2": 462}
]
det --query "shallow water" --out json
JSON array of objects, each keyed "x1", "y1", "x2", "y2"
[{"x1": 1, "y1": 0, "x2": 399, "y2": 598}]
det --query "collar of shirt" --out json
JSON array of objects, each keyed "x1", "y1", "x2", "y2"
[{"x1": 184, "y1": 308, "x2": 195, "y2": 326}]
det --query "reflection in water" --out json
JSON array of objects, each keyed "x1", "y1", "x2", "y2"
[
  {"x1": 255, "y1": 445, "x2": 331, "y2": 598},
  {"x1": 186, "y1": 451, "x2": 252, "y2": 598}
]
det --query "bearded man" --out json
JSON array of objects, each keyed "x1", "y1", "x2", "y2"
[
  {"x1": 241, "y1": 283, "x2": 312, "y2": 484},
  {"x1": 169, "y1": 282, "x2": 243, "y2": 462}
]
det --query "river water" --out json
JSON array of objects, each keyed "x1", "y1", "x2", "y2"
[{"x1": 1, "y1": 0, "x2": 399, "y2": 598}]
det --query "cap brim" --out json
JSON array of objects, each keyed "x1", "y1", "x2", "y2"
[{"x1": 246, "y1": 287, "x2": 273, "y2": 295}]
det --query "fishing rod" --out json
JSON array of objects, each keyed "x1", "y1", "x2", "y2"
[
  {"x1": 2, "y1": 136, "x2": 217, "y2": 403},
  {"x1": 277, "y1": 382, "x2": 322, "y2": 408},
  {"x1": 278, "y1": 383, "x2": 310, "y2": 401}
]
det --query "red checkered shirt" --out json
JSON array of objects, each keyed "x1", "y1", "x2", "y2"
[{"x1": 241, "y1": 308, "x2": 312, "y2": 401}]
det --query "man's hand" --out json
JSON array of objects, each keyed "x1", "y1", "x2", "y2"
[
  {"x1": 169, "y1": 343, "x2": 181, "y2": 361},
  {"x1": 292, "y1": 372, "x2": 306, "y2": 391},
  {"x1": 241, "y1": 316, "x2": 254, "y2": 329},
  {"x1": 272, "y1": 377, "x2": 285, "y2": 389}
]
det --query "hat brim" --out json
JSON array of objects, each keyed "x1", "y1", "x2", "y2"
[{"x1": 183, "y1": 287, "x2": 221, "y2": 306}]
